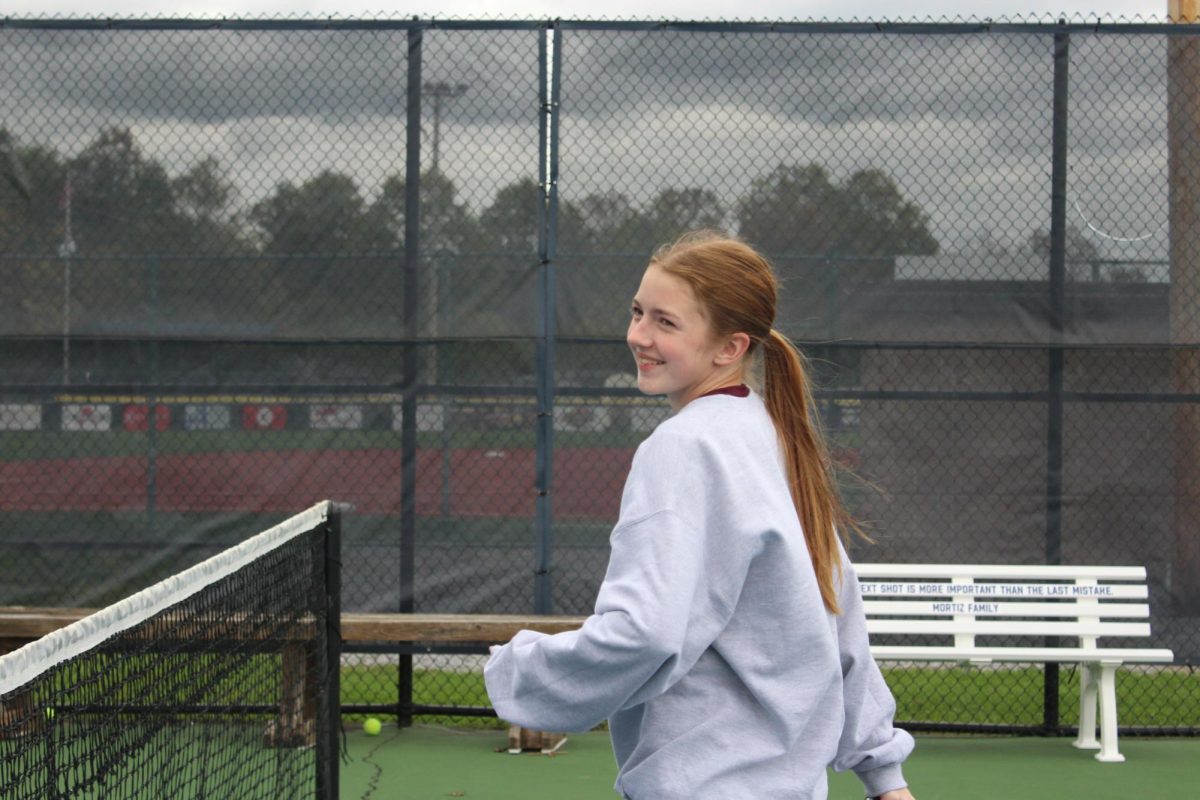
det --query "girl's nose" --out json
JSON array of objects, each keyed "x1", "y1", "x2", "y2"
[{"x1": 627, "y1": 317, "x2": 650, "y2": 348}]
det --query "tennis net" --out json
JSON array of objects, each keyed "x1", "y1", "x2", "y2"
[{"x1": 0, "y1": 500, "x2": 342, "y2": 800}]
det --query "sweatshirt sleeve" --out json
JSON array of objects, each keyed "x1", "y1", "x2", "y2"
[
  {"x1": 484, "y1": 432, "x2": 748, "y2": 733},
  {"x1": 484, "y1": 507, "x2": 741, "y2": 732},
  {"x1": 829, "y1": 550, "x2": 915, "y2": 797}
]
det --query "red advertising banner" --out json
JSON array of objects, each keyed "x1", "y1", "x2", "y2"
[
  {"x1": 122, "y1": 404, "x2": 171, "y2": 432},
  {"x1": 242, "y1": 404, "x2": 287, "y2": 430}
]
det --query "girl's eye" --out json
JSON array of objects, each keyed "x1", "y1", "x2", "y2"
[
  {"x1": 660, "y1": 318, "x2": 675, "y2": 328},
  {"x1": 631, "y1": 306, "x2": 643, "y2": 318}
]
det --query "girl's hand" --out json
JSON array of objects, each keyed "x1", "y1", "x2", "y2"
[{"x1": 876, "y1": 789, "x2": 916, "y2": 800}]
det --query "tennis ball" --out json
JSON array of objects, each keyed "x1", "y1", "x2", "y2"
[
  {"x1": 44, "y1": 707, "x2": 54, "y2": 720},
  {"x1": 362, "y1": 717, "x2": 382, "y2": 736}
]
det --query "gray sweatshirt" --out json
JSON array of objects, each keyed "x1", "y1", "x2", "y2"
[{"x1": 484, "y1": 390, "x2": 913, "y2": 799}]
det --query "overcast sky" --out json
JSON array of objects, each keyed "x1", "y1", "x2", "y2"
[
  {"x1": 1, "y1": 0, "x2": 1173, "y2": 22},
  {"x1": 3, "y1": 0, "x2": 1179, "y2": 277}
]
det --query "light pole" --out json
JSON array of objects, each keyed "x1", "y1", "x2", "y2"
[
  {"x1": 59, "y1": 169, "x2": 76, "y2": 386},
  {"x1": 423, "y1": 82, "x2": 468, "y2": 175}
]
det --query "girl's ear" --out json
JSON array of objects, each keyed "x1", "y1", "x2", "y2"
[{"x1": 714, "y1": 332, "x2": 751, "y2": 366}]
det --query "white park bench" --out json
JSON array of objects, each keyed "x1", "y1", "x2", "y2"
[{"x1": 855, "y1": 563, "x2": 1175, "y2": 762}]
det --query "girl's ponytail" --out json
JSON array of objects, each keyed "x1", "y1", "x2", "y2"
[{"x1": 760, "y1": 328, "x2": 854, "y2": 613}]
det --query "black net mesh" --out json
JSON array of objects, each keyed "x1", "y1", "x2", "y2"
[
  {"x1": 0, "y1": 17, "x2": 1196, "y2": 736},
  {"x1": 0, "y1": 505, "x2": 338, "y2": 799}
]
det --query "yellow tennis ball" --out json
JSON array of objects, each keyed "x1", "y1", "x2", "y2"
[{"x1": 363, "y1": 717, "x2": 382, "y2": 736}]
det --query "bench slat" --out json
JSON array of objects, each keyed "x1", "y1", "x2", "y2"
[
  {"x1": 855, "y1": 564, "x2": 1147, "y2": 580},
  {"x1": 871, "y1": 645, "x2": 1175, "y2": 664},
  {"x1": 340, "y1": 613, "x2": 583, "y2": 642},
  {"x1": 862, "y1": 601, "x2": 1151, "y2": 618},
  {"x1": 858, "y1": 582, "x2": 1147, "y2": 600},
  {"x1": 867, "y1": 620, "x2": 1150, "y2": 637},
  {"x1": 0, "y1": 607, "x2": 98, "y2": 639}
]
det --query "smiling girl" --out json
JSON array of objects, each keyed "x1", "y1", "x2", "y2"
[{"x1": 485, "y1": 231, "x2": 915, "y2": 800}]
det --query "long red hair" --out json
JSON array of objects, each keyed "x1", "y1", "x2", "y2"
[{"x1": 649, "y1": 230, "x2": 860, "y2": 613}]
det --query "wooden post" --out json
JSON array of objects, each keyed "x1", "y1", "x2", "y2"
[
  {"x1": 264, "y1": 642, "x2": 316, "y2": 748},
  {"x1": 1168, "y1": 0, "x2": 1200, "y2": 614},
  {"x1": 1171, "y1": 0, "x2": 1199, "y2": 22}
]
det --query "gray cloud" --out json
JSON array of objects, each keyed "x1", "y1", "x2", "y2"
[
  {"x1": 561, "y1": 27, "x2": 1171, "y2": 131},
  {"x1": 3, "y1": 27, "x2": 542, "y2": 128},
  {"x1": 4, "y1": 24, "x2": 1170, "y2": 135},
  {"x1": 1, "y1": 22, "x2": 1175, "y2": 260}
]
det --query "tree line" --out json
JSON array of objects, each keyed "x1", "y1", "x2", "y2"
[{"x1": 0, "y1": 126, "x2": 940, "y2": 261}]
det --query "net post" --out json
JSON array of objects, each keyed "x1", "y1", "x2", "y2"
[{"x1": 318, "y1": 501, "x2": 344, "y2": 800}]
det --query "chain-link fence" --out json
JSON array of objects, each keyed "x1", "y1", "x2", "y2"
[{"x1": 1, "y1": 17, "x2": 1197, "y2": 737}]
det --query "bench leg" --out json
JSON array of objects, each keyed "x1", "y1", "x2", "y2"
[
  {"x1": 1095, "y1": 663, "x2": 1124, "y2": 763},
  {"x1": 264, "y1": 642, "x2": 315, "y2": 748},
  {"x1": 506, "y1": 724, "x2": 567, "y2": 754},
  {"x1": 1072, "y1": 663, "x2": 1099, "y2": 751}
]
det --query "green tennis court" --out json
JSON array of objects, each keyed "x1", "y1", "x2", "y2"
[{"x1": 340, "y1": 725, "x2": 1200, "y2": 800}]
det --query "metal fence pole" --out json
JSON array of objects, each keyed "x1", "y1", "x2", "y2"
[
  {"x1": 534, "y1": 23, "x2": 561, "y2": 615},
  {"x1": 1168, "y1": 0, "x2": 1200, "y2": 617},
  {"x1": 319, "y1": 502, "x2": 343, "y2": 800},
  {"x1": 398, "y1": 25, "x2": 423, "y2": 728},
  {"x1": 1043, "y1": 23, "x2": 1071, "y2": 734}
]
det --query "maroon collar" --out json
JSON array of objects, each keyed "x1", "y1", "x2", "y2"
[{"x1": 697, "y1": 384, "x2": 750, "y2": 399}]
